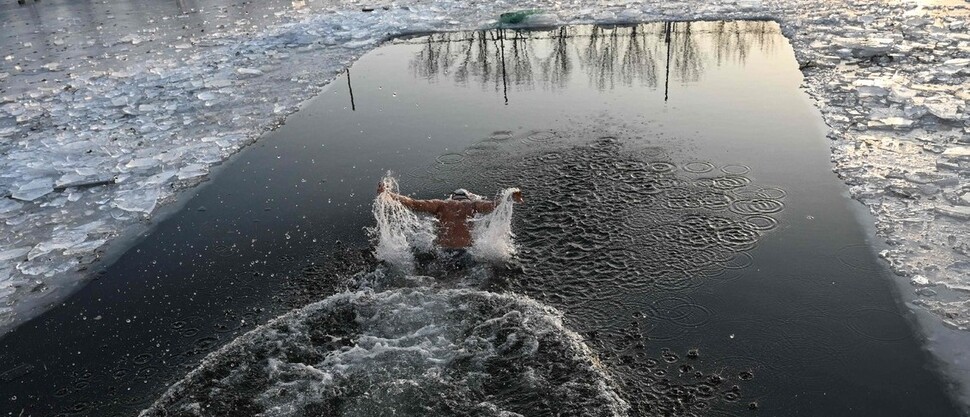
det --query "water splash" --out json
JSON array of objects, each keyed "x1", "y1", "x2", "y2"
[
  {"x1": 140, "y1": 288, "x2": 629, "y2": 417},
  {"x1": 470, "y1": 188, "x2": 520, "y2": 263},
  {"x1": 369, "y1": 174, "x2": 435, "y2": 270},
  {"x1": 371, "y1": 174, "x2": 519, "y2": 267}
]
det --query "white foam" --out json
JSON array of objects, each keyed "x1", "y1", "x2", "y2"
[
  {"x1": 470, "y1": 188, "x2": 520, "y2": 263},
  {"x1": 369, "y1": 174, "x2": 436, "y2": 271},
  {"x1": 141, "y1": 287, "x2": 629, "y2": 416}
]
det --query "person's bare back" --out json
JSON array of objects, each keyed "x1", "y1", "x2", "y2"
[{"x1": 378, "y1": 184, "x2": 523, "y2": 249}]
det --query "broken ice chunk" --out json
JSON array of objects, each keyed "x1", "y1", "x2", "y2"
[
  {"x1": 0, "y1": 286, "x2": 14, "y2": 299},
  {"x1": 54, "y1": 174, "x2": 115, "y2": 191},
  {"x1": 939, "y1": 58, "x2": 969, "y2": 75},
  {"x1": 867, "y1": 117, "x2": 915, "y2": 130},
  {"x1": 889, "y1": 85, "x2": 917, "y2": 103},
  {"x1": 10, "y1": 178, "x2": 54, "y2": 202},
  {"x1": 853, "y1": 79, "x2": 890, "y2": 97},
  {"x1": 27, "y1": 230, "x2": 88, "y2": 260},
  {"x1": 943, "y1": 146, "x2": 970, "y2": 158},
  {"x1": 197, "y1": 92, "x2": 217, "y2": 101},
  {"x1": 63, "y1": 239, "x2": 107, "y2": 256},
  {"x1": 236, "y1": 68, "x2": 264, "y2": 76},
  {"x1": 935, "y1": 205, "x2": 970, "y2": 221},
  {"x1": 205, "y1": 78, "x2": 232, "y2": 88},
  {"x1": 112, "y1": 187, "x2": 160, "y2": 214},
  {"x1": 177, "y1": 164, "x2": 208, "y2": 180},
  {"x1": 17, "y1": 257, "x2": 75, "y2": 277},
  {"x1": 911, "y1": 275, "x2": 931, "y2": 286},
  {"x1": 0, "y1": 247, "x2": 31, "y2": 262},
  {"x1": 54, "y1": 173, "x2": 86, "y2": 189},
  {"x1": 924, "y1": 97, "x2": 964, "y2": 121},
  {"x1": 832, "y1": 37, "x2": 895, "y2": 58},
  {"x1": 904, "y1": 171, "x2": 958, "y2": 186},
  {"x1": 145, "y1": 170, "x2": 177, "y2": 186},
  {"x1": 125, "y1": 157, "x2": 160, "y2": 170},
  {"x1": 857, "y1": 85, "x2": 888, "y2": 97},
  {"x1": 943, "y1": 58, "x2": 969, "y2": 68},
  {"x1": 0, "y1": 198, "x2": 22, "y2": 215},
  {"x1": 74, "y1": 220, "x2": 107, "y2": 234}
]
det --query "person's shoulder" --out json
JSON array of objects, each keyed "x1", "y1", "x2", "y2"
[
  {"x1": 426, "y1": 198, "x2": 449, "y2": 209},
  {"x1": 471, "y1": 199, "x2": 496, "y2": 211}
]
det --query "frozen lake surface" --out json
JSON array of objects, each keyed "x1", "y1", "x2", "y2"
[{"x1": 1, "y1": 20, "x2": 966, "y2": 416}]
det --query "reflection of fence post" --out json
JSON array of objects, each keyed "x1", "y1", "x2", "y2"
[
  {"x1": 664, "y1": 22, "x2": 672, "y2": 102},
  {"x1": 346, "y1": 69, "x2": 356, "y2": 111},
  {"x1": 498, "y1": 29, "x2": 509, "y2": 105}
]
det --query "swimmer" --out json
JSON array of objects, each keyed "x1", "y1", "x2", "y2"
[{"x1": 377, "y1": 182, "x2": 524, "y2": 249}]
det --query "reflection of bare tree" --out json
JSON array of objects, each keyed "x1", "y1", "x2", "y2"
[
  {"x1": 581, "y1": 26, "x2": 618, "y2": 90},
  {"x1": 538, "y1": 26, "x2": 572, "y2": 90},
  {"x1": 711, "y1": 20, "x2": 778, "y2": 66},
  {"x1": 405, "y1": 21, "x2": 781, "y2": 101},
  {"x1": 669, "y1": 22, "x2": 703, "y2": 84},
  {"x1": 621, "y1": 25, "x2": 658, "y2": 87},
  {"x1": 578, "y1": 24, "x2": 663, "y2": 90},
  {"x1": 507, "y1": 31, "x2": 535, "y2": 88}
]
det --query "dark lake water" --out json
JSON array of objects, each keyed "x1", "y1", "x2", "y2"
[{"x1": 0, "y1": 21, "x2": 962, "y2": 416}]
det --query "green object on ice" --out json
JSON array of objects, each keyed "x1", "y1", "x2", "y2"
[{"x1": 499, "y1": 10, "x2": 538, "y2": 24}]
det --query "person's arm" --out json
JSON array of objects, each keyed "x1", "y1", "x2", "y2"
[
  {"x1": 378, "y1": 182, "x2": 441, "y2": 214},
  {"x1": 394, "y1": 194, "x2": 443, "y2": 214}
]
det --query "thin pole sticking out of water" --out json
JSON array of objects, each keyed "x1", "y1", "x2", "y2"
[
  {"x1": 498, "y1": 29, "x2": 509, "y2": 105},
  {"x1": 347, "y1": 69, "x2": 356, "y2": 111},
  {"x1": 664, "y1": 21, "x2": 672, "y2": 102}
]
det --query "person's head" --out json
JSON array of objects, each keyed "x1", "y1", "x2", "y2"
[{"x1": 448, "y1": 188, "x2": 483, "y2": 201}]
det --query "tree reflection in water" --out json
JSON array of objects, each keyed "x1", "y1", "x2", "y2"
[{"x1": 405, "y1": 21, "x2": 780, "y2": 103}]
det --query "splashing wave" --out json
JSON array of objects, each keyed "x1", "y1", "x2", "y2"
[{"x1": 140, "y1": 287, "x2": 628, "y2": 417}]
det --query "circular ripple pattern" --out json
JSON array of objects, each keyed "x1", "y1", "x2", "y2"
[
  {"x1": 683, "y1": 161, "x2": 716, "y2": 173},
  {"x1": 842, "y1": 308, "x2": 911, "y2": 342},
  {"x1": 835, "y1": 244, "x2": 879, "y2": 272},
  {"x1": 436, "y1": 152, "x2": 465, "y2": 165},
  {"x1": 424, "y1": 135, "x2": 786, "y2": 312},
  {"x1": 721, "y1": 164, "x2": 751, "y2": 175},
  {"x1": 744, "y1": 215, "x2": 779, "y2": 231},
  {"x1": 406, "y1": 134, "x2": 786, "y2": 415},
  {"x1": 729, "y1": 199, "x2": 785, "y2": 216},
  {"x1": 524, "y1": 130, "x2": 559, "y2": 143}
]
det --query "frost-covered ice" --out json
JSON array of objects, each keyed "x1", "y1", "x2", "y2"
[{"x1": 1, "y1": 0, "x2": 969, "y2": 402}]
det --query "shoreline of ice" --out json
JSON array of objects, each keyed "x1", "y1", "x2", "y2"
[{"x1": 1, "y1": 0, "x2": 968, "y2": 408}]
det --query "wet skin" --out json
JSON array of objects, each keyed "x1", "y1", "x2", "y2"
[{"x1": 378, "y1": 184, "x2": 523, "y2": 248}]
